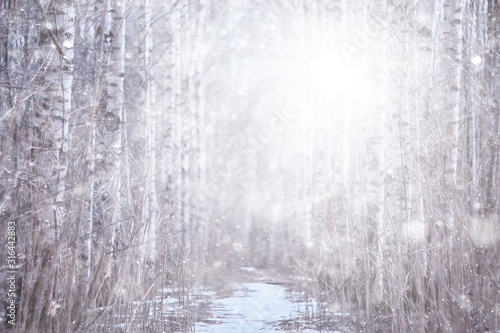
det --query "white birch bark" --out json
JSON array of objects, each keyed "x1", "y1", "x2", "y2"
[
  {"x1": 171, "y1": 0, "x2": 185, "y2": 261},
  {"x1": 28, "y1": 1, "x2": 75, "y2": 330},
  {"x1": 33, "y1": 0, "x2": 75, "y2": 244},
  {"x1": 105, "y1": 0, "x2": 127, "y2": 250},
  {"x1": 142, "y1": 0, "x2": 158, "y2": 266}
]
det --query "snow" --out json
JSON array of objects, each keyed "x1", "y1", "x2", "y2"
[
  {"x1": 238, "y1": 266, "x2": 256, "y2": 272},
  {"x1": 471, "y1": 55, "x2": 482, "y2": 66},
  {"x1": 195, "y1": 283, "x2": 324, "y2": 332},
  {"x1": 4, "y1": 1, "x2": 497, "y2": 332}
]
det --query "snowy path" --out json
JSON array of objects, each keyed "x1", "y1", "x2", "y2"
[{"x1": 195, "y1": 282, "x2": 319, "y2": 332}]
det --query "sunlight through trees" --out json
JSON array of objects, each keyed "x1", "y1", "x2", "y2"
[{"x1": 0, "y1": 0, "x2": 499, "y2": 332}]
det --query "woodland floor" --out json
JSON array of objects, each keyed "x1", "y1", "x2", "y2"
[
  {"x1": 90, "y1": 267, "x2": 373, "y2": 332},
  {"x1": 188, "y1": 266, "x2": 353, "y2": 333}
]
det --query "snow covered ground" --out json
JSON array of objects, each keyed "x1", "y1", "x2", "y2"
[{"x1": 195, "y1": 282, "x2": 332, "y2": 332}]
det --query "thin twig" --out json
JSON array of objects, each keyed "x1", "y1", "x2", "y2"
[{"x1": 33, "y1": 0, "x2": 69, "y2": 63}]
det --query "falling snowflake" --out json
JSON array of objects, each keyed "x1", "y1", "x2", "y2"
[
  {"x1": 48, "y1": 301, "x2": 60, "y2": 317},
  {"x1": 471, "y1": 55, "x2": 482, "y2": 66}
]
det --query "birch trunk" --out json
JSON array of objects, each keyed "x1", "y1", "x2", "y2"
[
  {"x1": 142, "y1": 0, "x2": 158, "y2": 270},
  {"x1": 105, "y1": 0, "x2": 127, "y2": 255},
  {"x1": 28, "y1": 0, "x2": 75, "y2": 330}
]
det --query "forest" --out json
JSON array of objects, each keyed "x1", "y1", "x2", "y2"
[{"x1": 0, "y1": 0, "x2": 499, "y2": 332}]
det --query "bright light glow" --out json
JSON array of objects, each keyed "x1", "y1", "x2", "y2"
[
  {"x1": 308, "y1": 47, "x2": 368, "y2": 99},
  {"x1": 262, "y1": 23, "x2": 384, "y2": 158}
]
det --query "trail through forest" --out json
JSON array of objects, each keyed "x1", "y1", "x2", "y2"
[
  {"x1": 195, "y1": 282, "x2": 305, "y2": 332},
  {"x1": 1, "y1": 0, "x2": 499, "y2": 332},
  {"x1": 193, "y1": 267, "x2": 341, "y2": 333}
]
